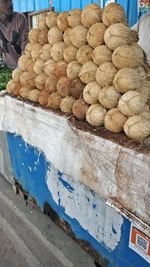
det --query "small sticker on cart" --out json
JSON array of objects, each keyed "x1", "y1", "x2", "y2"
[{"x1": 129, "y1": 223, "x2": 150, "y2": 263}]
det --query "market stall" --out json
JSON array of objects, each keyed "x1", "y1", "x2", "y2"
[{"x1": 1, "y1": 2, "x2": 150, "y2": 266}]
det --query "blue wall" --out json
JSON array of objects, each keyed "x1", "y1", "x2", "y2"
[{"x1": 13, "y1": 0, "x2": 138, "y2": 26}]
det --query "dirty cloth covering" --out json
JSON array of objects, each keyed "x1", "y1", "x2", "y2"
[{"x1": 0, "y1": 94, "x2": 149, "y2": 225}]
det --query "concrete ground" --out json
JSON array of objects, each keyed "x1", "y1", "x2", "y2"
[{"x1": 0, "y1": 175, "x2": 96, "y2": 267}]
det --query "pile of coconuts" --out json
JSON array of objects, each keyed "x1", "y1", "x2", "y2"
[{"x1": 7, "y1": 3, "x2": 150, "y2": 142}]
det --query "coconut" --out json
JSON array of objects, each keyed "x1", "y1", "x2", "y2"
[
  {"x1": 124, "y1": 115, "x2": 150, "y2": 141},
  {"x1": 137, "y1": 80, "x2": 150, "y2": 102},
  {"x1": 104, "y1": 23, "x2": 137, "y2": 50},
  {"x1": 6, "y1": 80, "x2": 21, "y2": 96},
  {"x1": 28, "y1": 28, "x2": 40, "y2": 43},
  {"x1": 38, "y1": 28, "x2": 48, "y2": 45},
  {"x1": 104, "y1": 108, "x2": 127, "y2": 133},
  {"x1": 44, "y1": 59, "x2": 56, "y2": 76},
  {"x1": 57, "y1": 11, "x2": 69, "y2": 32},
  {"x1": 99, "y1": 86, "x2": 121, "y2": 109},
  {"x1": 70, "y1": 78, "x2": 85, "y2": 99},
  {"x1": 46, "y1": 12, "x2": 58, "y2": 28},
  {"x1": 72, "y1": 99, "x2": 89, "y2": 120},
  {"x1": 102, "y1": 3, "x2": 126, "y2": 27},
  {"x1": 57, "y1": 76, "x2": 70, "y2": 97},
  {"x1": 18, "y1": 55, "x2": 30, "y2": 71},
  {"x1": 20, "y1": 71, "x2": 36, "y2": 88},
  {"x1": 33, "y1": 59, "x2": 44, "y2": 75},
  {"x1": 83, "y1": 82, "x2": 101, "y2": 105},
  {"x1": 60, "y1": 96, "x2": 75, "y2": 113},
  {"x1": 87, "y1": 23, "x2": 106, "y2": 48},
  {"x1": 12, "y1": 68, "x2": 22, "y2": 83},
  {"x1": 79, "y1": 61, "x2": 97, "y2": 84},
  {"x1": 54, "y1": 61, "x2": 67, "y2": 79},
  {"x1": 51, "y1": 41, "x2": 65, "y2": 62},
  {"x1": 37, "y1": 12, "x2": 48, "y2": 29},
  {"x1": 31, "y1": 44, "x2": 42, "y2": 62},
  {"x1": 39, "y1": 44, "x2": 52, "y2": 61},
  {"x1": 112, "y1": 44, "x2": 144, "y2": 69},
  {"x1": 48, "y1": 26, "x2": 63, "y2": 45},
  {"x1": 67, "y1": 9, "x2": 82, "y2": 28},
  {"x1": 67, "y1": 61, "x2": 81, "y2": 80},
  {"x1": 47, "y1": 92, "x2": 62, "y2": 109},
  {"x1": 35, "y1": 73, "x2": 47, "y2": 90},
  {"x1": 45, "y1": 74, "x2": 58, "y2": 93},
  {"x1": 86, "y1": 104, "x2": 106, "y2": 126},
  {"x1": 39, "y1": 90, "x2": 50, "y2": 106},
  {"x1": 63, "y1": 45, "x2": 78, "y2": 63},
  {"x1": 96, "y1": 62, "x2": 117, "y2": 87},
  {"x1": 63, "y1": 28, "x2": 72, "y2": 46},
  {"x1": 81, "y1": 4, "x2": 102, "y2": 28},
  {"x1": 76, "y1": 45, "x2": 93, "y2": 65},
  {"x1": 70, "y1": 25, "x2": 88, "y2": 48},
  {"x1": 113, "y1": 67, "x2": 146, "y2": 93},
  {"x1": 28, "y1": 89, "x2": 40, "y2": 102},
  {"x1": 26, "y1": 58, "x2": 34, "y2": 73},
  {"x1": 141, "y1": 111, "x2": 150, "y2": 120},
  {"x1": 24, "y1": 43, "x2": 34, "y2": 57},
  {"x1": 92, "y1": 45, "x2": 112, "y2": 65},
  {"x1": 118, "y1": 91, "x2": 147, "y2": 116},
  {"x1": 20, "y1": 86, "x2": 31, "y2": 99}
]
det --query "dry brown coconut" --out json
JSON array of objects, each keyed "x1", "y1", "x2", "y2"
[
  {"x1": 81, "y1": 4, "x2": 102, "y2": 28},
  {"x1": 20, "y1": 86, "x2": 31, "y2": 99},
  {"x1": 12, "y1": 68, "x2": 22, "y2": 83},
  {"x1": 87, "y1": 23, "x2": 106, "y2": 48},
  {"x1": 31, "y1": 43, "x2": 42, "y2": 62},
  {"x1": 57, "y1": 11, "x2": 69, "y2": 32},
  {"x1": 6, "y1": 80, "x2": 21, "y2": 96},
  {"x1": 72, "y1": 99, "x2": 89, "y2": 120},
  {"x1": 45, "y1": 74, "x2": 58, "y2": 93},
  {"x1": 37, "y1": 12, "x2": 48, "y2": 29},
  {"x1": 99, "y1": 86, "x2": 121, "y2": 109},
  {"x1": 63, "y1": 28, "x2": 72, "y2": 46},
  {"x1": 86, "y1": 104, "x2": 106, "y2": 127},
  {"x1": 70, "y1": 78, "x2": 85, "y2": 99},
  {"x1": 46, "y1": 12, "x2": 58, "y2": 28},
  {"x1": 47, "y1": 92, "x2": 62, "y2": 109},
  {"x1": 33, "y1": 59, "x2": 44, "y2": 75},
  {"x1": 39, "y1": 90, "x2": 50, "y2": 106},
  {"x1": 28, "y1": 28, "x2": 40, "y2": 43},
  {"x1": 70, "y1": 25, "x2": 88, "y2": 48},
  {"x1": 24, "y1": 43, "x2": 34, "y2": 57},
  {"x1": 113, "y1": 67, "x2": 146, "y2": 93},
  {"x1": 104, "y1": 23, "x2": 137, "y2": 51},
  {"x1": 92, "y1": 45, "x2": 112, "y2": 65},
  {"x1": 20, "y1": 71, "x2": 36, "y2": 88},
  {"x1": 28, "y1": 89, "x2": 40, "y2": 102},
  {"x1": 76, "y1": 45, "x2": 93, "y2": 65},
  {"x1": 26, "y1": 58, "x2": 34, "y2": 73},
  {"x1": 67, "y1": 9, "x2": 82, "y2": 28},
  {"x1": 102, "y1": 3, "x2": 126, "y2": 27},
  {"x1": 44, "y1": 59, "x2": 56, "y2": 76},
  {"x1": 48, "y1": 26, "x2": 63, "y2": 45},
  {"x1": 54, "y1": 61, "x2": 67, "y2": 79},
  {"x1": 112, "y1": 44, "x2": 145, "y2": 69},
  {"x1": 67, "y1": 61, "x2": 81, "y2": 80},
  {"x1": 104, "y1": 108, "x2": 127, "y2": 133},
  {"x1": 96, "y1": 62, "x2": 118, "y2": 87},
  {"x1": 51, "y1": 41, "x2": 65, "y2": 62},
  {"x1": 63, "y1": 45, "x2": 78, "y2": 63},
  {"x1": 18, "y1": 55, "x2": 30, "y2": 71},
  {"x1": 60, "y1": 96, "x2": 76, "y2": 113},
  {"x1": 38, "y1": 28, "x2": 48, "y2": 46},
  {"x1": 39, "y1": 44, "x2": 52, "y2": 61},
  {"x1": 35, "y1": 73, "x2": 47, "y2": 90},
  {"x1": 83, "y1": 82, "x2": 101, "y2": 105},
  {"x1": 137, "y1": 80, "x2": 150, "y2": 102},
  {"x1": 79, "y1": 61, "x2": 98, "y2": 84},
  {"x1": 57, "y1": 76, "x2": 70, "y2": 97}
]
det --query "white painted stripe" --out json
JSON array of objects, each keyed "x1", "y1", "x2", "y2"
[
  {"x1": 0, "y1": 191, "x2": 73, "y2": 267},
  {"x1": 0, "y1": 214, "x2": 44, "y2": 267}
]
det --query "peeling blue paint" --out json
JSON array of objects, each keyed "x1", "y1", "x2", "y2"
[{"x1": 58, "y1": 177, "x2": 74, "y2": 193}]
